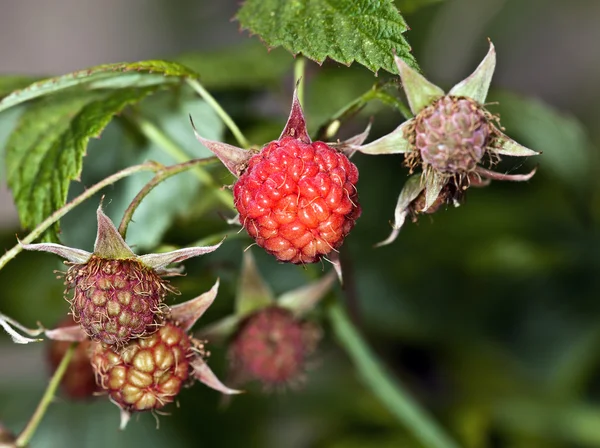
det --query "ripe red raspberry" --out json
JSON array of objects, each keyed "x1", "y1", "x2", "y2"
[
  {"x1": 229, "y1": 307, "x2": 320, "y2": 387},
  {"x1": 47, "y1": 316, "x2": 100, "y2": 399},
  {"x1": 66, "y1": 256, "x2": 169, "y2": 345},
  {"x1": 90, "y1": 321, "x2": 195, "y2": 412},
  {"x1": 233, "y1": 137, "x2": 361, "y2": 264}
]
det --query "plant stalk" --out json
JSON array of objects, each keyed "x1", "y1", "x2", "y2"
[
  {"x1": 132, "y1": 114, "x2": 234, "y2": 210},
  {"x1": 328, "y1": 300, "x2": 461, "y2": 448},
  {"x1": 186, "y1": 78, "x2": 250, "y2": 149},
  {"x1": 0, "y1": 162, "x2": 162, "y2": 272},
  {"x1": 15, "y1": 343, "x2": 76, "y2": 447},
  {"x1": 117, "y1": 157, "x2": 220, "y2": 237}
]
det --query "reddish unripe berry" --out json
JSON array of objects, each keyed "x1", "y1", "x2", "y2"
[
  {"x1": 91, "y1": 322, "x2": 194, "y2": 412},
  {"x1": 66, "y1": 256, "x2": 170, "y2": 345},
  {"x1": 234, "y1": 137, "x2": 361, "y2": 264},
  {"x1": 229, "y1": 307, "x2": 319, "y2": 386}
]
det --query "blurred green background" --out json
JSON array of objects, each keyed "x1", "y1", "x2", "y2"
[{"x1": 1, "y1": 0, "x2": 600, "y2": 447}]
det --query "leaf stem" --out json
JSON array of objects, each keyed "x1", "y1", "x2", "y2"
[
  {"x1": 328, "y1": 300, "x2": 461, "y2": 448},
  {"x1": 15, "y1": 343, "x2": 76, "y2": 447},
  {"x1": 315, "y1": 84, "x2": 413, "y2": 141},
  {"x1": 294, "y1": 56, "x2": 306, "y2": 107},
  {"x1": 117, "y1": 157, "x2": 221, "y2": 238},
  {"x1": 0, "y1": 162, "x2": 161, "y2": 272},
  {"x1": 186, "y1": 78, "x2": 250, "y2": 149},
  {"x1": 131, "y1": 114, "x2": 234, "y2": 210}
]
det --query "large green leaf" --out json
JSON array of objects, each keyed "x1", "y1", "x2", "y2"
[
  {"x1": 175, "y1": 42, "x2": 293, "y2": 89},
  {"x1": 5, "y1": 86, "x2": 159, "y2": 241},
  {"x1": 236, "y1": 0, "x2": 417, "y2": 74},
  {"x1": 0, "y1": 60, "x2": 198, "y2": 114}
]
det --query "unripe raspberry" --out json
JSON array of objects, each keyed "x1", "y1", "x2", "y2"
[
  {"x1": 22, "y1": 203, "x2": 223, "y2": 346},
  {"x1": 47, "y1": 316, "x2": 99, "y2": 399},
  {"x1": 412, "y1": 96, "x2": 490, "y2": 174},
  {"x1": 66, "y1": 256, "x2": 168, "y2": 345},
  {"x1": 228, "y1": 307, "x2": 320, "y2": 387},
  {"x1": 91, "y1": 321, "x2": 195, "y2": 412},
  {"x1": 234, "y1": 137, "x2": 361, "y2": 264}
]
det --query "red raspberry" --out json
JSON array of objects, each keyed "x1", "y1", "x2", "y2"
[{"x1": 233, "y1": 137, "x2": 361, "y2": 264}]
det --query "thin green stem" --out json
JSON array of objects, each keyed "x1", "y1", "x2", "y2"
[
  {"x1": 186, "y1": 78, "x2": 250, "y2": 149},
  {"x1": 15, "y1": 343, "x2": 76, "y2": 447},
  {"x1": 328, "y1": 301, "x2": 461, "y2": 448},
  {"x1": 0, "y1": 162, "x2": 161, "y2": 272},
  {"x1": 132, "y1": 114, "x2": 234, "y2": 210},
  {"x1": 294, "y1": 56, "x2": 306, "y2": 107},
  {"x1": 315, "y1": 85, "x2": 413, "y2": 141},
  {"x1": 117, "y1": 157, "x2": 220, "y2": 238}
]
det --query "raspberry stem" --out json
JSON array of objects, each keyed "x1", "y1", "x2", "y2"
[
  {"x1": 118, "y1": 157, "x2": 224, "y2": 238},
  {"x1": 315, "y1": 84, "x2": 412, "y2": 141},
  {"x1": 0, "y1": 162, "x2": 162, "y2": 272},
  {"x1": 186, "y1": 78, "x2": 250, "y2": 149},
  {"x1": 131, "y1": 113, "x2": 234, "y2": 210},
  {"x1": 294, "y1": 56, "x2": 306, "y2": 107},
  {"x1": 15, "y1": 343, "x2": 76, "y2": 447},
  {"x1": 328, "y1": 301, "x2": 460, "y2": 448}
]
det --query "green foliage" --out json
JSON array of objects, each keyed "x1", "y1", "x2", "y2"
[
  {"x1": 0, "y1": 76, "x2": 38, "y2": 99},
  {"x1": 236, "y1": 0, "x2": 417, "y2": 74},
  {"x1": 0, "y1": 60, "x2": 198, "y2": 113},
  {"x1": 5, "y1": 87, "x2": 159, "y2": 241}
]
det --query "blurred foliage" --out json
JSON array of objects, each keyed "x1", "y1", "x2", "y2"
[{"x1": 1, "y1": 0, "x2": 600, "y2": 447}]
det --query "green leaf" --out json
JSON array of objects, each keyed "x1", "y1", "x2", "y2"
[
  {"x1": 0, "y1": 60, "x2": 198, "y2": 114},
  {"x1": 0, "y1": 76, "x2": 39, "y2": 99},
  {"x1": 175, "y1": 42, "x2": 293, "y2": 89},
  {"x1": 5, "y1": 86, "x2": 159, "y2": 241},
  {"x1": 488, "y1": 90, "x2": 595, "y2": 189},
  {"x1": 236, "y1": 0, "x2": 418, "y2": 74}
]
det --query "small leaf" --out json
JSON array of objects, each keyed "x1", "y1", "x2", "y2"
[
  {"x1": 5, "y1": 86, "x2": 159, "y2": 240},
  {"x1": 236, "y1": 0, "x2": 418, "y2": 74},
  {"x1": 0, "y1": 60, "x2": 198, "y2": 113}
]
